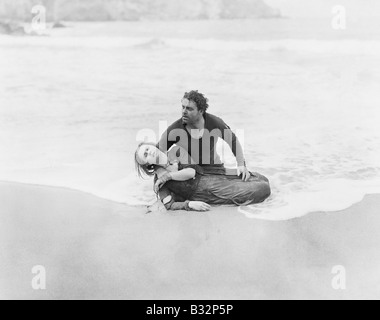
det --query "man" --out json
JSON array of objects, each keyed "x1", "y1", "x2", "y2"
[{"x1": 158, "y1": 90, "x2": 250, "y2": 181}]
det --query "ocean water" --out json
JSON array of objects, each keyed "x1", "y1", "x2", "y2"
[{"x1": 1, "y1": 18, "x2": 380, "y2": 220}]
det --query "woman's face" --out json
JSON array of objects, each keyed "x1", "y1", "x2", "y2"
[{"x1": 137, "y1": 144, "x2": 168, "y2": 166}]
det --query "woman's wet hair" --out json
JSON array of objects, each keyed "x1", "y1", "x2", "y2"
[
  {"x1": 183, "y1": 90, "x2": 209, "y2": 113},
  {"x1": 134, "y1": 142, "x2": 159, "y2": 179}
]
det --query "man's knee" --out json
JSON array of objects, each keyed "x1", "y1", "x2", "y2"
[
  {"x1": 255, "y1": 181, "x2": 271, "y2": 202},
  {"x1": 258, "y1": 173, "x2": 269, "y2": 183},
  {"x1": 250, "y1": 172, "x2": 269, "y2": 183}
]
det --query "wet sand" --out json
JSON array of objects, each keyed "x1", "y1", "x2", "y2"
[{"x1": 1, "y1": 181, "x2": 379, "y2": 300}]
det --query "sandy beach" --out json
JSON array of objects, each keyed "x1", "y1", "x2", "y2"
[{"x1": 1, "y1": 181, "x2": 379, "y2": 300}]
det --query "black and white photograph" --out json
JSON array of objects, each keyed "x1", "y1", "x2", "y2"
[{"x1": 1, "y1": 0, "x2": 380, "y2": 302}]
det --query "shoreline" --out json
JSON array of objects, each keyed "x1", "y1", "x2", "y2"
[
  {"x1": 1, "y1": 179, "x2": 376, "y2": 219},
  {"x1": 1, "y1": 181, "x2": 380, "y2": 299}
]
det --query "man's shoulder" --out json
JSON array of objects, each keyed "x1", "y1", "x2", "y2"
[
  {"x1": 205, "y1": 113, "x2": 228, "y2": 129},
  {"x1": 166, "y1": 118, "x2": 184, "y2": 131}
]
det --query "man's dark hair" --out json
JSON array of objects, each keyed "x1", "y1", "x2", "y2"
[{"x1": 183, "y1": 90, "x2": 209, "y2": 113}]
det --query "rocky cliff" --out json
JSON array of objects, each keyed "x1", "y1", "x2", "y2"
[{"x1": 0, "y1": 0, "x2": 281, "y2": 22}]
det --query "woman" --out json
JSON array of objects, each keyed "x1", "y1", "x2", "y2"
[{"x1": 135, "y1": 142, "x2": 271, "y2": 212}]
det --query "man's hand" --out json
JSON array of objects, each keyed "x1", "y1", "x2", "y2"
[{"x1": 237, "y1": 166, "x2": 250, "y2": 182}]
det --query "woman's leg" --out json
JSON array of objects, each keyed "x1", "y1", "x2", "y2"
[{"x1": 191, "y1": 172, "x2": 271, "y2": 206}]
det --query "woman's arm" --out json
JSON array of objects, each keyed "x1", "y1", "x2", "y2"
[
  {"x1": 170, "y1": 168, "x2": 196, "y2": 181},
  {"x1": 159, "y1": 188, "x2": 210, "y2": 212}
]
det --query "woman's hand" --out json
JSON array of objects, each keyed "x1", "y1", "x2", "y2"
[
  {"x1": 154, "y1": 172, "x2": 172, "y2": 193},
  {"x1": 188, "y1": 201, "x2": 211, "y2": 212}
]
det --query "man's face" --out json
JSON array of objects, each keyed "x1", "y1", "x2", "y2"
[{"x1": 181, "y1": 98, "x2": 203, "y2": 125}]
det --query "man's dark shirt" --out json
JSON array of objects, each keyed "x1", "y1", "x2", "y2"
[{"x1": 158, "y1": 112, "x2": 245, "y2": 168}]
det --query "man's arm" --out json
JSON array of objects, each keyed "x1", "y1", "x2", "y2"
[
  {"x1": 217, "y1": 119, "x2": 246, "y2": 167},
  {"x1": 157, "y1": 129, "x2": 175, "y2": 153},
  {"x1": 225, "y1": 130, "x2": 246, "y2": 167},
  {"x1": 218, "y1": 118, "x2": 250, "y2": 181},
  {"x1": 154, "y1": 169, "x2": 196, "y2": 193},
  {"x1": 157, "y1": 187, "x2": 194, "y2": 211},
  {"x1": 158, "y1": 119, "x2": 185, "y2": 154}
]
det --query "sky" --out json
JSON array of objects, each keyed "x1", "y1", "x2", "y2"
[{"x1": 266, "y1": 0, "x2": 380, "y2": 18}]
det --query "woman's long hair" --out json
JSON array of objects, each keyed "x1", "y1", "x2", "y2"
[{"x1": 134, "y1": 142, "x2": 160, "y2": 179}]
